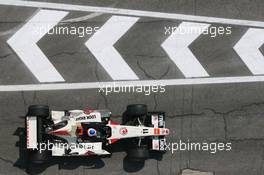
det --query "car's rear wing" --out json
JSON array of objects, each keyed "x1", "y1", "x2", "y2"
[{"x1": 26, "y1": 116, "x2": 38, "y2": 149}]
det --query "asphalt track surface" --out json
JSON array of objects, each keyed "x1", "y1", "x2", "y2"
[{"x1": 0, "y1": 0, "x2": 264, "y2": 175}]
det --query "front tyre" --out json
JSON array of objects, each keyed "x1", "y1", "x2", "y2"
[
  {"x1": 126, "y1": 104, "x2": 147, "y2": 117},
  {"x1": 122, "y1": 104, "x2": 147, "y2": 124}
]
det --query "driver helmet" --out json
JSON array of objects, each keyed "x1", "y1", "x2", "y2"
[{"x1": 87, "y1": 128, "x2": 97, "y2": 137}]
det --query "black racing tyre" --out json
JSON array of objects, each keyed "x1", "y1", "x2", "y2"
[
  {"x1": 28, "y1": 105, "x2": 50, "y2": 118},
  {"x1": 29, "y1": 149, "x2": 51, "y2": 164},
  {"x1": 122, "y1": 104, "x2": 147, "y2": 124},
  {"x1": 126, "y1": 104, "x2": 147, "y2": 117},
  {"x1": 127, "y1": 147, "x2": 149, "y2": 162}
]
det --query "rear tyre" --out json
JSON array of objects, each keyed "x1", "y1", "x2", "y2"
[
  {"x1": 127, "y1": 147, "x2": 149, "y2": 162},
  {"x1": 28, "y1": 105, "x2": 50, "y2": 119},
  {"x1": 29, "y1": 149, "x2": 51, "y2": 164}
]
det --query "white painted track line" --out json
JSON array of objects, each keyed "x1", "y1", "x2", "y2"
[
  {"x1": 162, "y1": 22, "x2": 210, "y2": 78},
  {"x1": 7, "y1": 9, "x2": 68, "y2": 82},
  {"x1": 0, "y1": 0, "x2": 264, "y2": 28},
  {"x1": 86, "y1": 16, "x2": 139, "y2": 80},
  {"x1": 2, "y1": 76, "x2": 264, "y2": 91},
  {"x1": 234, "y1": 28, "x2": 264, "y2": 75}
]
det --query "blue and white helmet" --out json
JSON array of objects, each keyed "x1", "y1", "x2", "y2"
[{"x1": 87, "y1": 128, "x2": 97, "y2": 137}]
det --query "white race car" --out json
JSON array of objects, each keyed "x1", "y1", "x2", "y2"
[{"x1": 26, "y1": 104, "x2": 169, "y2": 163}]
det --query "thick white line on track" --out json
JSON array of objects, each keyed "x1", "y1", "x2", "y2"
[
  {"x1": 86, "y1": 16, "x2": 139, "y2": 80},
  {"x1": 0, "y1": 0, "x2": 264, "y2": 28},
  {"x1": 234, "y1": 28, "x2": 264, "y2": 75},
  {"x1": 7, "y1": 9, "x2": 67, "y2": 82},
  {"x1": 2, "y1": 76, "x2": 264, "y2": 91},
  {"x1": 162, "y1": 22, "x2": 210, "y2": 77}
]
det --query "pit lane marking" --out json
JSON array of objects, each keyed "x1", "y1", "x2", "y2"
[
  {"x1": 234, "y1": 28, "x2": 264, "y2": 75},
  {"x1": 1, "y1": 0, "x2": 264, "y2": 88},
  {"x1": 85, "y1": 16, "x2": 139, "y2": 80},
  {"x1": 0, "y1": 0, "x2": 264, "y2": 28},
  {"x1": 2, "y1": 76, "x2": 264, "y2": 91},
  {"x1": 7, "y1": 9, "x2": 67, "y2": 82},
  {"x1": 161, "y1": 22, "x2": 210, "y2": 78}
]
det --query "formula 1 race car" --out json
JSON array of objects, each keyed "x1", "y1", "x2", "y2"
[{"x1": 26, "y1": 104, "x2": 169, "y2": 163}]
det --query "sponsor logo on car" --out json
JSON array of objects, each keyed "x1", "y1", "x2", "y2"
[
  {"x1": 86, "y1": 115, "x2": 97, "y2": 119},
  {"x1": 159, "y1": 138, "x2": 166, "y2": 151},
  {"x1": 119, "y1": 127, "x2": 128, "y2": 135},
  {"x1": 158, "y1": 115, "x2": 164, "y2": 127},
  {"x1": 76, "y1": 115, "x2": 96, "y2": 121},
  {"x1": 143, "y1": 129, "x2": 148, "y2": 134}
]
